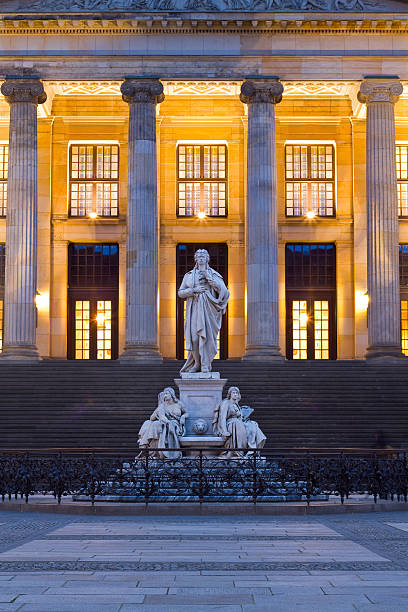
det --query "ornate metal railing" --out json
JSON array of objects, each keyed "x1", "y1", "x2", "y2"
[{"x1": 0, "y1": 448, "x2": 406, "y2": 506}]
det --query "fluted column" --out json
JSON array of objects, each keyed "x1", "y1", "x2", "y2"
[
  {"x1": 120, "y1": 77, "x2": 164, "y2": 360},
  {"x1": 240, "y1": 78, "x2": 284, "y2": 360},
  {"x1": 0, "y1": 77, "x2": 46, "y2": 361},
  {"x1": 358, "y1": 76, "x2": 405, "y2": 360}
]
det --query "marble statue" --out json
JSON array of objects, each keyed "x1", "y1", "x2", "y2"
[
  {"x1": 178, "y1": 249, "x2": 229, "y2": 373},
  {"x1": 241, "y1": 405, "x2": 267, "y2": 452},
  {"x1": 213, "y1": 386, "x2": 266, "y2": 458},
  {"x1": 138, "y1": 387, "x2": 188, "y2": 459}
]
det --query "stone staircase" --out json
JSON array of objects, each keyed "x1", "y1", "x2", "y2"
[{"x1": 0, "y1": 360, "x2": 407, "y2": 450}]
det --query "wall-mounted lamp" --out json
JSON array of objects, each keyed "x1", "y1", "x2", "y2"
[
  {"x1": 197, "y1": 211, "x2": 206, "y2": 220},
  {"x1": 89, "y1": 211, "x2": 97, "y2": 219},
  {"x1": 305, "y1": 210, "x2": 316, "y2": 220},
  {"x1": 35, "y1": 291, "x2": 49, "y2": 310}
]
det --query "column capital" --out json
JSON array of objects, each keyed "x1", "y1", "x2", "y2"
[
  {"x1": 358, "y1": 77, "x2": 403, "y2": 106},
  {"x1": 121, "y1": 77, "x2": 164, "y2": 105},
  {"x1": 240, "y1": 78, "x2": 283, "y2": 105},
  {"x1": 1, "y1": 77, "x2": 46, "y2": 105}
]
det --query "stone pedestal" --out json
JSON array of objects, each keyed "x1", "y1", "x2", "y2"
[
  {"x1": 358, "y1": 77, "x2": 406, "y2": 361},
  {"x1": 120, "y1": 77, "x2": 164, "y2": 361},
  {"x1": 175, "y1": 372, "x2": 226, "y2": 454},
  {"x1": 0, "y1": 77, "x2": 46, "y2": 361},
  {"x1": 240, "y1": 78, "x2": 284, "y2": 361}
]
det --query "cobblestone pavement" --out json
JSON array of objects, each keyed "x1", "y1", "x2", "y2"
[{"x1": 0, "y1": 509, "x2": 407, "y2": 610}]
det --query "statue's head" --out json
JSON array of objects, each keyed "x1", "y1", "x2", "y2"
[
  {"x1": 227, "y1": 386, "x2": 241, "y2": 402},
  {"x1": 162, "y1": 386, "x2": 177, "y2": 403},
  {"x1": 194, "y1": 249, "x2": 210, "y2": 267}
]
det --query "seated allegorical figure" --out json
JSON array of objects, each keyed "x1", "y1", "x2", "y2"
[
  {"x1": 138, "y1": 387, "x2": 188, "y2": 459},
  {"x1": 212, "y1": 386, "x2": 266, "y2": 458},
  {"x1": 241, "y1": 405, "x2": 266, "y2": 452}
]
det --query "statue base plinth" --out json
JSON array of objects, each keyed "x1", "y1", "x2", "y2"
[
  {"x1": 180, "y1": 435, "x2": 225, "y2": 456},
  {"x1": 175, "y1": 372, "x2": 227, "y2": 441}
]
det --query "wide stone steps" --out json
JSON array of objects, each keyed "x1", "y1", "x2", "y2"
[{"x1": 0, "y1": 360, "x2": 407, "y2": 449}]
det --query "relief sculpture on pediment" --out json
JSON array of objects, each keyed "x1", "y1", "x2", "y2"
[{"x1": 9, "y1": 0, "x2": 398, "y2": 13}]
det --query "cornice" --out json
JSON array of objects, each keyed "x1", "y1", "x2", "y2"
[{"x1": 1, "y1": 15, "x2": 408, "y2": 34}]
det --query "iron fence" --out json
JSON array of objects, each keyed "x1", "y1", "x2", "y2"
[{"x1": 0, "y1": 448, "x2": 406, "y2": 506}]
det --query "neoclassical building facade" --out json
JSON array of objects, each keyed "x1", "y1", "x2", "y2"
[{"x1": 0, "y1": 0, "x2": 407, "y2": 362}]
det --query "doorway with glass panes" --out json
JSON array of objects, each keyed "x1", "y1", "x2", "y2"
[
  {"x1": 286, "y1": 244, "x2": 337, "y2": 360},
  {"x1": 67, "y1": 243, "x2": 119, "y2": 360},
  {"x1": 176, "y1": 243, "x2": 228, "y2": 360}
]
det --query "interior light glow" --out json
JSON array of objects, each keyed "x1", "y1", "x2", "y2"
[
  {"x1": 299, "y1": 312, "x2": 309, "y2": 327},
  {"x1": 356, "y1": 290, "x2": 369, "y2": 311},
  {"x1": 89, "y1": 211, "x2": 97, "y2": 219},
  {"x1": 96, "y1": 313, "x2": 106, "y2": 327},
  {"x1": 305, "y1": 210, "x2": 316, "y2": 220},
  {"x1": 197, "y1": 211, "x2": 206, "y2": 219}
]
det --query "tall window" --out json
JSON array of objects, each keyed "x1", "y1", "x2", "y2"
[
  {"x1": 285, "y1": 244, "x2": 336, "y2": 361},
  {"x1": 69, "y1": 144, "x2": 119, "y2": 218},
  {"x1": 400, "y1": 245, "x2": 408, "y2": 355},
  {"x1": 396, "y1": 145, "x2": 408, "y2": 217},
  {"x1": 0, "y1": 145, "x2": 8, "y2": 218},
  {"x1": 177, "y1": 144, "x2": 227, "y2": 217},
  {"x1": 285, "y1": 144, "x2": 335, "y2": 217},
  {"x1": 68, "y1": 244, "x2": 119, "y2": 360}
]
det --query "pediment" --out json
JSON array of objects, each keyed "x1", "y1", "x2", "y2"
[{"x1": 3, "y1": 0, "x2": 408, "y2": 14}]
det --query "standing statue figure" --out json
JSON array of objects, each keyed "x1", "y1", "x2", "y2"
[
  {"x1": 213, "y1": 386, "x2": 266, "y2": 458},
  {"x1": 178, "y1": 249, "x2": 229, "y2": 373},
  {"x1": 138, "y1": 387, "x2": 188, "y2": 459}
]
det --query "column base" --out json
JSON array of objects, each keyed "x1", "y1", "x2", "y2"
[
  {"x1": 120, "y1": 345, "x2": 162, "y2": 362},
  {"x1": 0, "y1": 345, "x2": 40, "y2": 361},
  {"x1": 365, "y1": 346, "x2": 406, "y2": 362},
  {"x1": 243, "y1": 346, "x2": 285, "y2": 361}
]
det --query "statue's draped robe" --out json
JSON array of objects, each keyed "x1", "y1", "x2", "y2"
[
  {"x1": 213, "y1": 398, "x2": 248, "y2": 457},
  {"x1": 138, "y1": 401, "x2": 185, "y2": 459},
  {"x1": 178, "y1": 266, "x2": 229, "y2": 372}
]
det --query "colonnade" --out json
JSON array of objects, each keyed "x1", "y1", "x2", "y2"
[{"x1": 0, "y1": 74, "x2": 404, "y2": 361}]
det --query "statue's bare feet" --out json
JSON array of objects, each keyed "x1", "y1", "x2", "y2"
[
  {"x1": 189, "y1": 365, "x2": 200, "y2": 373},
  {"x1": 201, "y1": 365, "x2": 211, "y2": 373}
]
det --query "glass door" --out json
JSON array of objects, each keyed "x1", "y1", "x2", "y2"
[
  {"x1": 287, "y1": 294, "x2": 336, "y2": 360},
  {"x1": 69, "y1": 292, "x2": 117, "y2": 360}
]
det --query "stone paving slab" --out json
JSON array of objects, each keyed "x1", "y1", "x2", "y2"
[{"x1": 0, "y1": 510, "x2": 406, "y2": 610}]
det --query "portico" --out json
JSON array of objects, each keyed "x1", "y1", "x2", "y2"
[{"x1": 0, "y1": 2, "x2": 407, "y2": 362}]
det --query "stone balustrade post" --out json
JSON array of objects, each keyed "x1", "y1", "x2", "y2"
[
  {"x1": 358, "y1": 76, "x2": 405, "y2": 360},
  {"x1": 0, "y1": 76, "x2": 46, "y2": 361},
  {"x1": 120, "y1": 77, "x2": 164, "y2": 360},
  {"x1": 240, "y1": 78, "x2": 284, "y2": 360}
]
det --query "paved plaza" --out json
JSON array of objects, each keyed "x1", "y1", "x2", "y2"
[{"x1": 0, "y1": 510, "x2": 407, "y2": 610}]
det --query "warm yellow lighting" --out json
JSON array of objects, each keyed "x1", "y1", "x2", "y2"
[
  {"x1": 35, "y1": 292, "x2": 49, "y2": 310},
  {"x1": 197, "y1": 211, "x2": 206, "y2": 219},
  {"x1": 299, "y1": 312, "x2": 309, "y2": 327},
  {"x1": 305, "y1": 210, "x2": 316, "y2": 220},
  {"x1": 356, "y1": 290, "x2": 369, "y2": 311},
  {"x1": 96, "y1": 313, "x2": 106, "y2": 327},
  {"x1": 89, "y1": 211, "x2": 97, "y2": 219}
]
